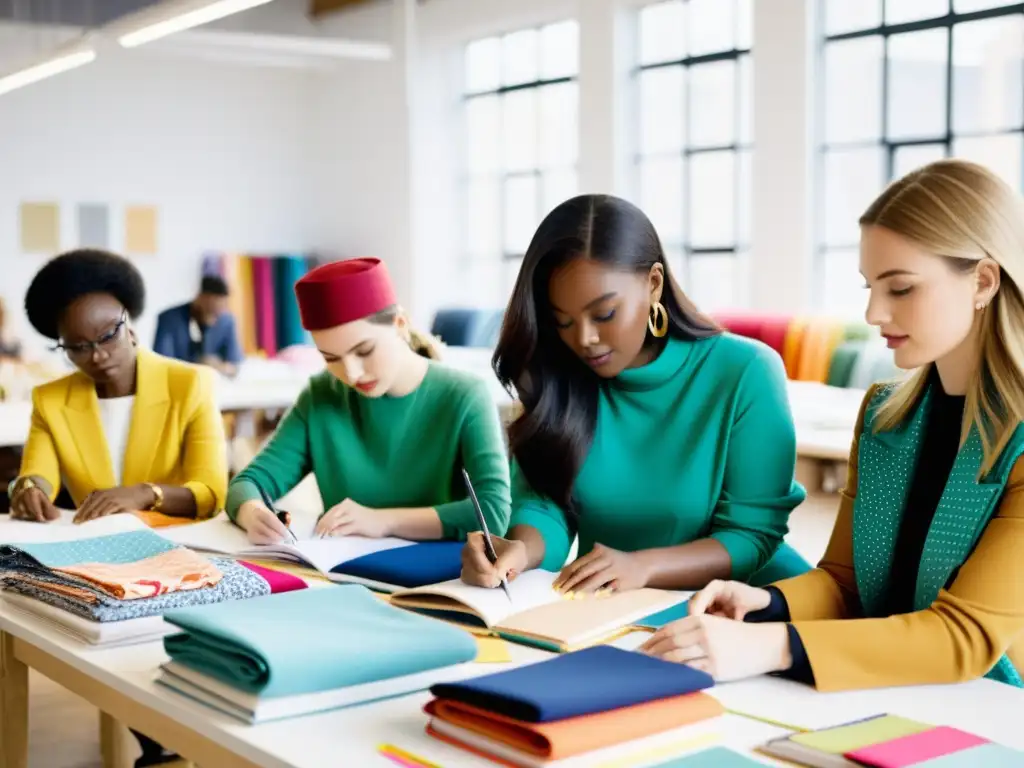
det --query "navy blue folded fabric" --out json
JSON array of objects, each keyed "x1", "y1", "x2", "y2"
[
  {"x1": 332, "y1": 541, "x2": 464, "y2": 589},
  {"x1": 429, "y1": 645, "x2": 714, "y2": 723}
]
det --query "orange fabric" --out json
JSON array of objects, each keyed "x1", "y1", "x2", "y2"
[
  {"x1": 782, "y1": 318, "x2": 808, "y2": 378},
  {"x1": 795, "y1": 321, "x2": 845, "y2": 383},
  {"x1": 236, "y1": 256, "x2": 258, "y2": 356},
  {"x1": 133, "y1": 511, "x2": 193, "y2": 528},
  {"x1": 55, "y1": 548, "x2": 223, "y2": 600},
  {"x1": 424, "y1": 693, "x2": 723, "y2": 760}
]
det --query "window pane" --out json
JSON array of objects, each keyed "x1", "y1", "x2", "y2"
[
  {"x1": 640, "y1": 156, "x2": 685, "y2": 246},
  {"x1": 953, "y1": 17, "x2": 1024, "y2": 135},
  {"x1": 893, "y1": 143, "x2": 946, "y2": 177},
  {"x1": 540, "y1": 21, "x2": 578, "y2": 80},
  {"x1": 825, "y1": 37, "x2": 884, "y2": 143},
  {"x1": 466, "y1": 258, "x2": 504, "y2": 308},
  {"x1": 542, "y1": 169, "x2": 576, "y2": 216},
  {"x1": 503, "y1": 175, "x2": 539, "y2": 255},
  {"x1": 502, "y1": 29, "x2": 539, "y2": 86},
  {"x1": 820, "y1": 249, "x2": 867, "y2": 319},
  {"x1": 824, "y1": 147, "x2": 886, "y2": 246},
  {"x1": 502, "y1": 89, "x2": 537, "y2": 172},
  {"x1": 466, "y1": 96, "x2": 500, "y2": 174},
  {"x1": 885, "y1": 0, "x2": 948, "y2": 24},
  {"x1": 824, "y1": 0, "x2": 882, "y2": 36},
  {"x1": 465, "y1": 37, "x2": 500, "y2": 93},
  {"x1": 689, "y1": 151, "x2": 736, "y2": 247},
  {"x1": 688, "y1": 254, "x2": 738, "y2": 313},
  {"x1": 737, "y1": 148, "x2": 752, "y2": 246},
  {"x1": 736, "y1": 0, "x2": 752, "y2": 50},
  {"x1": 687, "y1": 0, "x2": 735, "y2": 56},
  {"x1": 738, "y1": 53, "x2": 752, "y2": 145},
  {"x1": 639, "y1": 0, "x2": 686, "y2": 65},
  {"x1": 689, "y1": 60, "x2": 736, "y2": 147},
  {"x1": 664, "y1": 247, "x2": 685, "y2": 287},
  {"x1": 887, "y1": 29, "x2": 948, "y2": 141},
  {"x1": 952, "y1": 133, "x2": 1024, "y2": 191},
  {"x1": 639, "y1": 66, "x2": 685, "y2": 154},
  {"x1": 954, "y1": 0, "x2": 1018, "y2": 10},
  {"x1": 466, "y1": 178, "x2": 501, "y2": 257},
  {"x1": 539, "y1": 82, "x2": 578, "y2": 167},
  {"x1": 504, "y1": 258, "x2": 524, "y2": 300}
]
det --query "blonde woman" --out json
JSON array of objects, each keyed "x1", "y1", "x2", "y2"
[{"x1": 640, "y1": 160, "x2": 1024, "y2": 691}]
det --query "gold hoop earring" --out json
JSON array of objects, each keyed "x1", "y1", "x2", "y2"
[{"x1": 648, "y1": 302, "x2": 668, "y2": 338}]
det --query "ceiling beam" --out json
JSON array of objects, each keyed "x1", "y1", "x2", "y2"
[{"x1": 309, "y1": 0, "x2": 373, "y2": 18}]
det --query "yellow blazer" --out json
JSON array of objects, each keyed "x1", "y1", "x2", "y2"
[
  {"x1": 775, "y1": 386, "x2": 1024, "y2": 691},
  {"x1": 19, "y1": 348, "x2": 227, "y2": 518}
]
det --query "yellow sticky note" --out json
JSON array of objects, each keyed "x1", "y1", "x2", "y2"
[
  {"x1": 20, "y1": 202, "x2": 60, "y2": 253},
  {"x1": 792, "y1": 715, "x2": 931, "y2": 754},
  {"x1": 474, "y1": 634, "x2": 512, "y2": 663},
  {"x1": 125, "y1": 205, "x2": 158, "y2": 254}
]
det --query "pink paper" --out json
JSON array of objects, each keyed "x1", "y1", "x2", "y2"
[{"x1": 846, "y1": 726, "x2": 989, "y2": 767}]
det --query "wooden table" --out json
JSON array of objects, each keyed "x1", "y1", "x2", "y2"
[{"x1": 1, "y1": 603, "x2": 1021, "y2": 768}]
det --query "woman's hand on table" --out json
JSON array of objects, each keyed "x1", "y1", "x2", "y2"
[
  {"x1": 237, "y1": 501, "x2": 289, "y2": 544},
  {"x1": 11, "y1": 486, "x2": 60, "y2": 523},
  {"x1": 315, "y1": 499, "x2": 392, "y2": 539},
  {"x1": 552, "y1": 543, "x2": 652, "y2": 595},
  {"x1": 638, "y1": 614, "x2": 792, "y2": 681},
  {"x1": 74, "y1": 485, "x2": 155, "y2": 523},
  {"x1": 687, "y1": 579, "x2": 773, "y2": 620}
]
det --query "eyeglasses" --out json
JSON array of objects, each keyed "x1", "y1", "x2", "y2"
[{"x1": 53, "y1": 313, "x2": 128, "y2": 361}]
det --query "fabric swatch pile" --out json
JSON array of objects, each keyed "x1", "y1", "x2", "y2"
[
  {"x1": 0, "y1": 529, "x2": 305, "y2": 645},
  {"x1": 424, "y1": 645, "x2": 725, "y2": 767}
]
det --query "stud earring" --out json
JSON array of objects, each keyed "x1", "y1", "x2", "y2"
[{"x1": 975, "y1": 301, "x2": 986, "y2": 311}]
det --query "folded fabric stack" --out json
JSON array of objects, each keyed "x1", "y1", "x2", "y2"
[
  {"x1": 156, "y1": 585, "x2": 480, "y2": 723},
  {"x1": 424, "y1": 646, "x2": 725, "y2": 767},
  {"x1": 0, "y1": 529, "x2": 304, "y2": 646}
]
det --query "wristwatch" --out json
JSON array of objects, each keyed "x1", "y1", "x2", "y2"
[{"x1": 146, "y1": 483, "x2": 164, "y2": 512}]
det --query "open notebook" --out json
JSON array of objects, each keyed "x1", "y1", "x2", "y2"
[
  {"x1": 158, "y1": 513, "x2": 462, "y2": 592},
  {"x1": 389, "y1": 570, "x2": 682, "y2": 652},
  {"x1": 0, "y1": 510, "x2": 149, "y2": 544}
]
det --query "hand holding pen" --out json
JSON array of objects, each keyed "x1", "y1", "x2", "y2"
[
  {"x1": 461, "y1": 469, "x2": 516, "y2": 604},
  {"x1": 257, "y1": 486, "x2": 298, "y2": 545}
]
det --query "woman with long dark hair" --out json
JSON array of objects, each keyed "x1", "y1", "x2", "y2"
[{"x1": 461, "y1": 195, "x2": 809, "y2": 595}]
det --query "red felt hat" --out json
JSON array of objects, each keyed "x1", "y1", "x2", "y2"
[{"x1": 294, "y1": 258, "x2": 397, "y2": 331}]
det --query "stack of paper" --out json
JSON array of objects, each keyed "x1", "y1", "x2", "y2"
[
  {"x1": 761, "y1": 715, "x2": 1024, "y2": 767},
  {"x1": 158, "y1": 512, "x2": 464, "y2": 591},
  {"x1": 156, "y1": 585, "x2": 481, "y2": 723},
  {"x1": 424, "y1": 645, "x2": 725, "y2": 766}
]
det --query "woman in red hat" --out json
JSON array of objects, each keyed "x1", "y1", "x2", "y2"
[{"x1": 227, "y1": 258, "x2": 511, "y2": 544}]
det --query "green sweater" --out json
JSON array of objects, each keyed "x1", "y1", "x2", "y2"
[
  {"x1": 227, "y1": 364, "x2": 511, "y2": 539},
  {"x1": 511, "y1": 333, "x2": 806, "y2": 577}
]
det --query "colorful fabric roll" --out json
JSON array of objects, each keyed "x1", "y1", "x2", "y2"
[
  {"x1": 782, "y1": 317, "x2": 809, "y2": 379},
  {"x1": 235, "y1": 256, "x2": 259, "y2": 356},
  {"x1": 251, "y1": 257, "x2": 278, "y2": 358},
  {"x1": 827, "y1": 341, "x2": 862, "y2": 388},
  {"x1": 274, "y1": 256, "x2": 311, "y2": 350}
]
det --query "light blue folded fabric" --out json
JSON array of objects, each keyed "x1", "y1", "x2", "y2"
[
  {"x1": 8, "y1": 531, "x2": 176, "y2": 567},
  {"x1": 163, "y1": 585, "x2": 478, "y2": 697}
]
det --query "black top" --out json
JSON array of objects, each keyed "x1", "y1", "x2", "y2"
[{"x1": 747, "y1": 377, "x2": 966, "y2": 684}]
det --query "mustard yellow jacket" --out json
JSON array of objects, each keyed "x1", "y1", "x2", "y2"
[
  {"x1": 19, "y1": 348, "x2": 227, "y2": 518},
  {"x1": 775, "y1": 385, "x2": 1024, "y2": 691}
]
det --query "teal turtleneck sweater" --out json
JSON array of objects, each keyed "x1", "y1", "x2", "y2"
[{"x1": 509, "y1": 333, "x2": 807, "y2": 579}]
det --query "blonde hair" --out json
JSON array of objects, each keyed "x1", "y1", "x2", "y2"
[
  {"x1": 366, "y1": 305, "x2": 446, "y2": 361},
  {"x1": 861, "y1": 159, "x2": 1024, "y2": 477}
]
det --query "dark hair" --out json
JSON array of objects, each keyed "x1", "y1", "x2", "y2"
[
  {"x1": 367, "y1": 306, "x2": 444, "y2": 361},
  {"x1": 493, "y1": 194, "x2": 720, "y2": 513},
  {"x1": 25, "y1": 249, "x2": 146, "y2": 340},
  {"x1": 200, "y1": 275, "x2": 230, "y2": 296}
]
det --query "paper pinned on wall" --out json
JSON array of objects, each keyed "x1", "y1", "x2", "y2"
[
  {"x1": 125, "y1": 205, "x2": 158, "y2": 254},
  {"x1": 19, "y1": 202, "x2": 60, "y2": 253},
  {"x1": 77, "y1": 203, "x2": 110, "y2": 248}
]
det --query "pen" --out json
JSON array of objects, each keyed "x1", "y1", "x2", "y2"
[
  {"x1": 461, "y1": 468, "x2": 513, "y2": 604},
  {"x1": 257, "y1": 485, "x2": 298, "y2": 545}
]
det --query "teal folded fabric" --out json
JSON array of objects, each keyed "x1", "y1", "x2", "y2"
[{"x1": 163, "y1": 585, "x2": 477, "y2": 697}]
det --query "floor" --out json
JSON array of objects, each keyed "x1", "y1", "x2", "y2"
[{"x1": 25, "y1": 493, "x2": 842, "y2": 768}]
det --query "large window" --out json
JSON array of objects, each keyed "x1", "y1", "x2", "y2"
[
  {"x1": 462, "y1": 21, "x2": 579, "y2": 306},
  {"x1": 818, "y1": 0, "x2": 1024, "y2": 316},
  {"x1": 636, "y1": 0, "x2": 753, "y2": 312}
]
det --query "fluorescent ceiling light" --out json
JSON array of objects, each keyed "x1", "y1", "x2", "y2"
[
  {"x1": 0, "y1": 37, "x2": 96, "y2": 97},
  {"x1": 117, "y1": 0, "x2": 275, "y2": 49}
]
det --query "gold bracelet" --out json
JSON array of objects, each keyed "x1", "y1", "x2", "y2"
[{"x1": 146, "y1": 483, "x2": 164, "y2": 511}]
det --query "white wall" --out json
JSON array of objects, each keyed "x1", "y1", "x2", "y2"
[{"x1": 0, "y1": 24, "x2": 316, "y2": 355}]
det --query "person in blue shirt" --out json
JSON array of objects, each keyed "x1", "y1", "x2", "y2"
[{"x1": 153, "y1": 276, "x2": 243, "y2": 376}]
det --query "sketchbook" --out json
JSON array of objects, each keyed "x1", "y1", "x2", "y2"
[
  {"x1": 157, "y1": 513, "x2": 463, "y2": 591},
  {"x1": 389, "y1": 570, "x2": 681, "y2": 652}
]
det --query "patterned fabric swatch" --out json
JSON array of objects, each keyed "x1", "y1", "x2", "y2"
[
  {"x1": 5, "y1": 530, "x2": 176, "y2": 568},
  {"x1": 4, "y1": 558, "x2": 269, "y2": 622},
  {"x1": 55, "y1": 548, "x2": 223, "y2": 600}
]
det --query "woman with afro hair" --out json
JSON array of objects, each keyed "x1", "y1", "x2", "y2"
[{"x1": 9, "y1": 248, "x2": 228, "y2": 524}]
